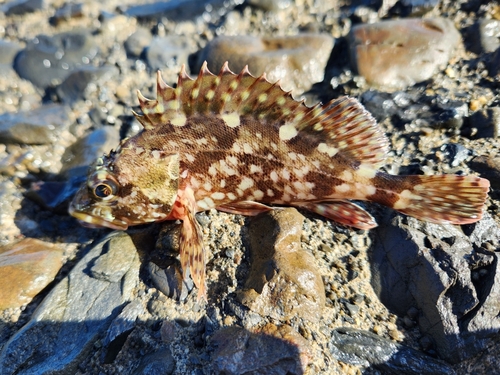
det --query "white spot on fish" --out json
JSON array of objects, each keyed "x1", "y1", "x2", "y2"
[
  {"x1": 270, "y1": 171, "x2": 279, "y2": 182},
  {"x1": 238, "y1": 177, "x2": 254, "y2": 191},
  {"x1": 317, "y1": 142, "x2": 338, "y2": 157},
  {"x1": 279, "y1": 123, "x2": 298, "y2": 141},
  {"x1": 227, "y1": 192, "x2": 237, "y2": 200},
  {"x1": 222, "y1": 112, "x2": 241, "y2": 128},
  {"x1": 336, "y1": 184, "x2": 350, "y2": 193},
  {"x1": 203, "y1": 182, "x2": 212, "y2": 191},
  {"x1": 171, "y1": 114, "x2": 187, "y2": 127},
  {"x1": 185, "y1": 153, "x2": 195, "y2": 163},
  {"x1": 220, "y1": 179, "x2": 226, "y2": 188},
  {"x1": 356, "y1": 164, "x2": 377, "y2": 179},
  {"x1": 243, "y1": 143, "x2": 253, "y2": 154},
  {"x1": 253, "y1": 190, "x2": 265, "y2": 200},
  {"x1": 211, "y1": 192, "x2": 225, "y2": 200},
  {"x1": 339, "y1": 170, "x2": 353, "y2": 182},
  {"x1": 250, "y1": 164, "x2": 262, "y2": 174}
]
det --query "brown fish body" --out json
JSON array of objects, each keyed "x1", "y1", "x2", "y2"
[{"x1": 69, "y1": 62, "x2": 490, "y2": 299}]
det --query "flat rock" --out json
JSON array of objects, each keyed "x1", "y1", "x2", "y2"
[
  {"x1": 348, "y1": 18, "x2": 460, "y2": 89},
  {"x1": 14, "y1": 30, "x2": 98, "y2": 89},
  {"x1": 145, "y1": 36, "x2": 193, "y2": 71},
  {"x1": 196, "y1": 33, "x2": 334, "y2": 95},
  {"x1": 466, "y1": 19, "x2": 500, "y2": 54},
  {"x1": 0, "y1": 231, "x2": 141, "y2": 374},
  {"x1": 210, "y1": 324, "x2": 309, "y2": 375},
  {"x1": 329, "y1": 327, "x2": 454, "y2": 374},
  {"x1": 0, "y1": 104, "x2": 73, "y2": 144},
  {"x1": 0, "y1": 238, "x2": 63, "y2": 309},
  {"x1": 3, "y1": 0, "x2": 44, "y2": 15},
  {"x1": 371, "y1": 213, "x2": 500, "y2": 363},
  {"x1": 237, "y1": 208, "x2": 325, "y2": 322}
]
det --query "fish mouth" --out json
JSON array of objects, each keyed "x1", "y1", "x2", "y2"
[{"x1": 69, "y1": 207, "x2": 129, "y2": 230}]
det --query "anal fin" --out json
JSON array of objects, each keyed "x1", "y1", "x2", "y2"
[
  {"x1": 217, "y1": 201, "x2": 274, "y2": 216},
  {"x1": 293, "y1": 200, "x2": 377, "y2": 230}
]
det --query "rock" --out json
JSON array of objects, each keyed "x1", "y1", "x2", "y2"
[
  {"x1": 0, "y1": 104, "x2": 73, "y2": 144},
  {"x1": 145, "y1": 36, "x2": 194, "y2": 71},
  {"x1": 0, "y1": 232, "x2": 141, "y2": 374},
  {"x1": 50, "y1": 2, "x2": 84, "y2": 26},
  {"x1": 124, "y1": 28, "x2": 153, "y2": 58},
  {"x1": 60, "y1": 126, "x2": 120, "y2": 177},
  {"x1": 468, "y1": 156, "x2": 500, "y2": 189},
  {"x1": 329, "y1": 327, "x2": 454, "y2": 374},
  {"x1": 0, "y1": 238, "x2": 63, "y2": 309},
  {"x1": 195, "y1": 33, "x2": 334, "y2": 95},
  {"x1": 124, "y1": 0, "x2": 243, "y2": 22},
  {"x1": 465, "y1": 107, "x2": 500, "y2": 139},
  {"x1": 0, "y1": 40, "x2": 22, "y2": 66},
  {"x1": 371, "y1": 213, "x2": 500, "y2": 363},
  {"x1": 0, "y1": 180, "x2": 23, "y2": 243},
  {"x1": 466, "y1": 19, "x2": 500, "y2": 54},
  {"x1": 388, "y1": 0, "x2": 439, "y2": 17},
  {"x1": 488, "y1": 46, "x2": 500, "y2": 78},
  {"x1": 101, "y1": 300, "x2": 145, "y2": 363},
  {"x1": 133, "y1": 348, "x2": 176, "y2": 375},
  {"x1": 148, "y1": 262, "x2": 194, "y2": 301},
  {"x1": 3, "y1": 0, "x2": 44, "y2": 15},
  {"x1": 14, "y1": 30, "x2": 99, "y2": 89},
  {"x1": 55, "y1": 65, "x2": 119, "y2": 104},
  {"x1": 247, "y1": 0, "x2": 292, "y2": 11},
  {"x1": 348, "y1": 18, "x2": 461, "y2": 89},
  {"x1": 210, "y1": 324, "x2": 309, "y2": 375},
  {"x1": 237, "y1": 208, "x2": 325, "y2": 322}
]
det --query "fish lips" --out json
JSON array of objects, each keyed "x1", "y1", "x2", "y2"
[{"x1": 68, "y1": 205, "x2": 129, "y2": 230}]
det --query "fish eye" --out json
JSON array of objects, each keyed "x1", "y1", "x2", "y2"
[{"x1": 93, "y1": 180, "x2": 118, "y2": 199}]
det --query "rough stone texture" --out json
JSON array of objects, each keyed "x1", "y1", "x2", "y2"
[
  {"x1": 330, "y1": 327, "x2": 454, "y2": 374},
  {"x1": 210, "y1": 324, "x2": 310, "y2": 375},
  {"x1": 195, "y1": 33, "x2": 334, "y2": 94},
  {"x1": 0, "y1": 238, "x2": 63, "y2": 309},
  {"x1": 348, "y1": 18, "x2": 461, "y2": 89},
  {"x1": 0, "y1": 232, "x2": 141, "y2": 374},
  {"x1": 237, "y1": 208, "x2": 325, "y2": 322},
  {"x1": 469, "y1": 156, "x2": 500, "y2": 189},
  {"x1": 371, "y1": 213, "x2": 500, "y2": 363},
  {"x1": 466, "y1": 107, "x2": 500, "y2": 139}
]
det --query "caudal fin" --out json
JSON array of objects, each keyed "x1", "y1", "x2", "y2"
[{"x1": 392, "y1": 175, "x2": 490, "y2": 225}]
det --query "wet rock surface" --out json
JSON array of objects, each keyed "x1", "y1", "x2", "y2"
[{"x1": 0, "y1": 0, "x2": 499, "y2": 374}]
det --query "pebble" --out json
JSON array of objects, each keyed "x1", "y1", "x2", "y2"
[
  {"x1": 348, "y1": 18, "x2": 460, "y2": 89},
  {"x1": 14, "y1": 30, "x2": 98, "y2": 89},
  {"x1": 3, "y1": 0, "x2": 44, "y2": 16},
  {"x1": 237, "y1": 208, "x2": 325, "y2": 322},
  {"x1": 247, "y1": 0, "x2": 292, "y2": 11},
  {"x1": 388, "y1": 0, "x2": 439, "y2": 17},
  {"x1": 467, "y1": 19, "x2": 500, "y2": 54},
  {"x1": 469, "y1": 156, "x2": 500, "y2": 189},
  {"x1": 145, "y1": 36, "x2": 194, "y2": 71},
  {"x1": 133, "y1": 347, "x2": 176, "y2": 375},
  {"x1": 148, "y1": 262, "x2": 193, "y2": 301},
  {"x1": 210, "y1": 324, "x2": 309, "y2": 375},
  {"x1": 465, "y1": 107, "x2": 500, "y2": 139},
  {"x1": 50, "y1": 2, "x2": 84, "y2": 26},
  {"x1": 0, "y1": 238, "x2": 63, "y2": 309},
  {"x1": 0, "y1": 40, "x2": 22, "y2": 66},
  {"x1": 0, "y1": 232, "x2": 141, "y2": 374},
  {"x1": 56, "y1": 65, "x2": 119, "y2": 104},
  {"x1": 195, "y1": 33, "x2": 334, "y2": 94},
  {"x1": 0, "y1": 104, "x2": 73, "y2": 145},
  {"x1": 60, "y1": 126, "x2": 120, "y2": 177},
  {"x1": 124, "y1": 28, "x2": 153, "y2": 58}
]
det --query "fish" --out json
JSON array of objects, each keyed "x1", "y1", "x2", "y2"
[{"x1": 69, "y1": 62, "x2": 490, "y2": 300}]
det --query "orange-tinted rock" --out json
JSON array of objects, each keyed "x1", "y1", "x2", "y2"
[
  {"x1": 0, "y1": 238, "x2": 63, "y2": 309},
  {"x1": 196, "y1": 34, "x2": 334, "y2": 95},
  {"x1": 237, "y1": 208, "x2": 325, "y2": 322},
  {"x1": 348, "y1": 18, "x2": 460, "y2": 89}
]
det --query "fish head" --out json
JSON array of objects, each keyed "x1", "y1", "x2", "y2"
[{"x1": 69, "y1": 147, "x2": 180, "y2": 230}]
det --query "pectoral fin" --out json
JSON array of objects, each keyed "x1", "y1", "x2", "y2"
[{"x1": 293, "y1": 200, "x2": 377, "y2": 230}]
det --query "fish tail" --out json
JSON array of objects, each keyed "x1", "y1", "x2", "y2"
[{"x1": 389, "y1": 175, "x2": 490, "y2": 225}]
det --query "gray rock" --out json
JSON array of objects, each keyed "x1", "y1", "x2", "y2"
[
  {"x1": 145, "y1": 36, "x2": 193, "y2": 71},
  {"x1": 210, "y1": 324, "x2": 309, "y2": 375},
  {"x1": 148, "y1": 262, "x2": 194, "y2": 302},
  {"x1": 246, "y1": 0, "x2": 292, "y2": 11},
  {"x1": 3, "y1": 0, "x2": 44, "y2": 15},
  {"x1": 466, "y1": 107, "x2": 500, "y2": 139},
  {"x1": 0, "y1": 104, "x2": 72, "y2": 144},
  {"x1": 50, "y1": 2, "x2": 84, "y2": 26},
  {"x1": 61, "y1": 126, "x2": 120, "y2": 177},
  {"x1": 469, "y1": 156, "x2": 500, "y2": 189},
  {"x1": 371, "y1": 213, "x2": 500, "y2": 363},
  {"x1": 467, "y1": 19, "x2": 500, "y2": 54},
  {"x1": 196, "y1": 33, "x2": 334, "y2": 95},
  {"x1": 14, "y1": 30, "x2": 98, "y2": 89},
  {"x1": 329, "y1": 327, "x2": 455, "y2": 374},
  {"x1": 349, "y1": 18, "x2": 461, "y2": 89},
  {"x1": 0, "y1": 40, "x2": 22, "y2": 66},
  {"x1": 133, "y1": 347, "x2": 175, "y2": 375},
  {"x1": 124, "y1": 28, "x2": 153, "y2": 58},
  {"x1": 55, "y1": 65, "x2": 119, "y2": 104},
  {"x1": 388, "y1": 0, "x2": 439, "y2": 17},
  {"x1": 0, "y1": 231, "x2": 141, "y2": 374}
]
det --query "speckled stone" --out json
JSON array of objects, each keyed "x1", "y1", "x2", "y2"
[{"x1": 195, "y1": 33, "x2": 334, "y2": 95}]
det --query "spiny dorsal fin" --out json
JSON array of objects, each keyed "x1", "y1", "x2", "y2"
[{"x1": 134, "y1": 62, "x2": 389, "y2": 167}]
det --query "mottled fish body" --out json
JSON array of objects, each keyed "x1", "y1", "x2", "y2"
[{"x1": 70, "y1": 63, "x2": 490, "y2": 299}]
